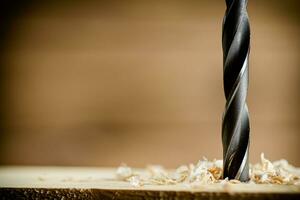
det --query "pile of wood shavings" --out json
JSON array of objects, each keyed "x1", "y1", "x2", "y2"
[{"x1": 116, "y1": 153, "x2": 300, "y2": 187}]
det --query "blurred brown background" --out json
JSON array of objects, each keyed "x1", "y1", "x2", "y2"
[{"x1": 0, "y1": 0, "x2": 299, "y2": 167}]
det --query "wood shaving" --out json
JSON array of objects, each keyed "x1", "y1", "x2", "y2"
[
  {"x1": 128, "y1": 176, "x2": 142, "y2": 187},
  {"x1": 116, "y1": 164, "x2": 133, "y2": 180},
  {"x1": 116, "y1": 153, "x2": 300, "y2": 187}
]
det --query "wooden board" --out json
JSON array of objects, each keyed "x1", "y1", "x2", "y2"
[{"x1": 0, "y1": 166, "x2": 300, "y2": 200}]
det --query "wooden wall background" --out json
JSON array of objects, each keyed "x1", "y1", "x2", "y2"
[{"x1": 0, "y1": 0, "x2": 299, "y2": 167}]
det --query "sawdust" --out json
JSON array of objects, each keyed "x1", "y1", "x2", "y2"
[{"x1": 116, "y1": 153, "x2": 300, "y2": 187}]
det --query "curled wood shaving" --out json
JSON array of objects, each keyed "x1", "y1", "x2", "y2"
[
  {"x1": 116, "y1": 153, "x2": 300, "y2": 187},
  {"x1": 116, "y1": 164, "x2": 133, "y2": 180}
]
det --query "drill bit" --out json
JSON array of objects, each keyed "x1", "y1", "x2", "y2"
[{"x1": 222, "y1": 0, "x2": 250, "y2": 181}]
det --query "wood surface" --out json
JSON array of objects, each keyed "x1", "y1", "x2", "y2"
[{"x1": 0, "y1": 166, "x2": 300, "y2": 200}]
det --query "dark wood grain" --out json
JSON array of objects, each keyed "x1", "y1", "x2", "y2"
[{"x1": 1, "y1": 188, "x2": 300, "y2": 200}]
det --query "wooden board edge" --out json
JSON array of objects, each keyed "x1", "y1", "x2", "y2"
[{"x1": 1, "y1": 188, "x2": 300, "y2": 200}]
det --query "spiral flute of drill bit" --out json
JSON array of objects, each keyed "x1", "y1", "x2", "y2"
[{"x1": 222, "y1": 0, "x2": 250, "y2": 181}]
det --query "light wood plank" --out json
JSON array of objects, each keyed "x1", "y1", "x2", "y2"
[{"x1": 0, "y1": 166, "x2": 300, "y2": 199}]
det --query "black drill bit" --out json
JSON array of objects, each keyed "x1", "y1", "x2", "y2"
[{"x1": 222, "y1": 0, "x2": 250, "y2": 181}]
